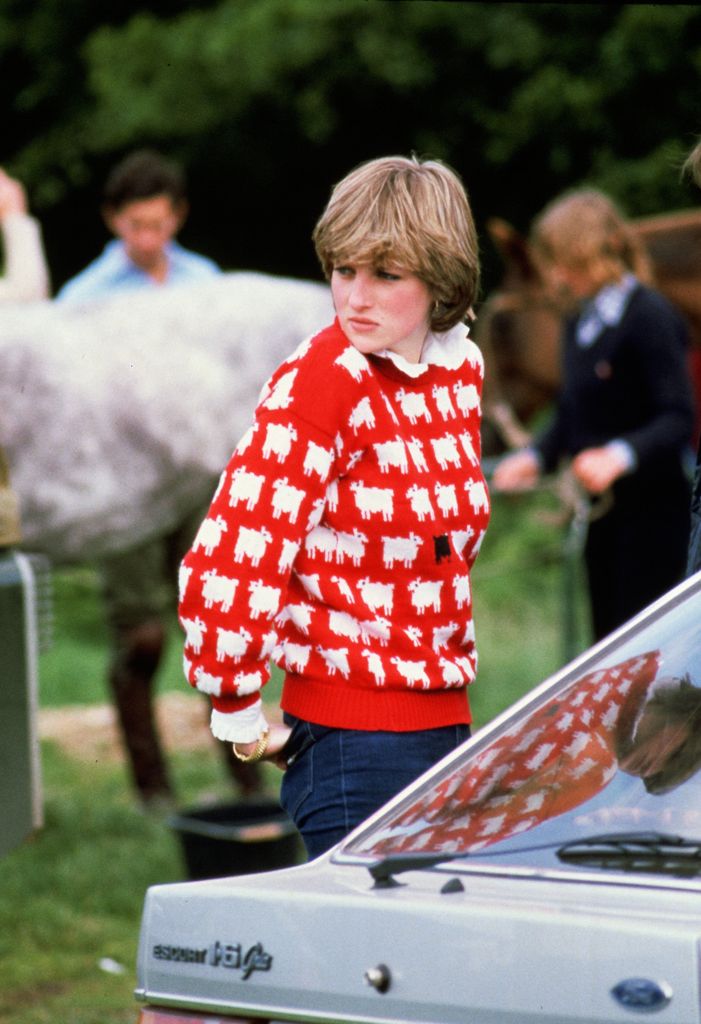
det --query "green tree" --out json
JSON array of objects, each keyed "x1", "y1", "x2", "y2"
[{"x1": 3, "y1": 1, "x2": 700, "y2": 286}]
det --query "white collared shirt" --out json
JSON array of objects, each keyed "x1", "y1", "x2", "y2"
[
  {"x1": 376, "y1": 320, "x2": 474, "y2": 377},
  {"x1": 576, "y1": 273, "x2": 638, "y2": 348}
]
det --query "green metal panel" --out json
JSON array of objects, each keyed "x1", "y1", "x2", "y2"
[{"x1": 0, "y1": 549, "x2": 43, "y2": 857}]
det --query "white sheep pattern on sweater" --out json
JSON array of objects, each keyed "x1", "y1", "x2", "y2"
[{"x1": 179, "y1": 319, "x2": 491, "y2": 734}]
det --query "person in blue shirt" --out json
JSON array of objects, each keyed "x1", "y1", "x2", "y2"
[
  {"x1": 56, "y1": 150, "x2": 262, "y2": 809},
  {"x1": 57, "y1": 149, "x2": 219, "y2": 302}
]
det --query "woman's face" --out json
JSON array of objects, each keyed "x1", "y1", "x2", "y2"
[
  {"x1": 331, "y1": 261, "x2": 433, "y2": 364},
  {"x1": 544, "y1": 261, "x2": 599, "y2": 302}
]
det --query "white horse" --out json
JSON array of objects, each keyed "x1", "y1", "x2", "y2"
[{"x1": 0, "y1": 272, "x2": 333, "y2": 562}]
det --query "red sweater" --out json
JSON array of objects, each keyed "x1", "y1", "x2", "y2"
[{"x1": 178, "y1": 318, "x2": 490, "y2": 737}]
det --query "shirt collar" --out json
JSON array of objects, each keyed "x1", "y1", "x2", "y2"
[
  {"x1": 576, "y1": 273, "x2": 638, "y2": 347},
  {"x1": 103, "y1": 238, "x2": 181, "y2": 273},
  {"x1": 375, "y1": 321, "x2": 473, "y2": 377}
]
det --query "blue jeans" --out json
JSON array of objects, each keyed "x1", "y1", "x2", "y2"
[{"x1": 279, "y1": 716, "x2": 470, "y2": 860}]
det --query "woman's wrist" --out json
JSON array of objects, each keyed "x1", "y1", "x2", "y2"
[{"x1": 232, "y1": 728, "x2": 270, "y2": 763}]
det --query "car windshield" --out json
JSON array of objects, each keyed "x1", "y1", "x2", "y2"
[{"x1": 340, "y1": 578, "x2": 701, "y2": 869}]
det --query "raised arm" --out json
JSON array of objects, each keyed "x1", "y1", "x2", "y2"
[{"x1": 0, "y1": 168, "x2": 50, "y2": 303}]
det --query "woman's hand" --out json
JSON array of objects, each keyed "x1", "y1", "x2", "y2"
[
  {"x1": 571, "y1": 445, "x2": 628, "y2": 495},
  {"x1": 491, "y1": 449, "x2": 540, "y2": 492},
  {"x1": 265, "y1": 722, "x2": 294, "y2": 770},
  {"x1": 0, "y1": 169, "x2": 28, "y2": 220}
]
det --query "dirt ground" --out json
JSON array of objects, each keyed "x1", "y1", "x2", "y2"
[
  {"x1": 38, "y1": 692, "x2": 285, "y2": 764},
  {"x1": 38, "y1": 692, "x2": 210, "y2": 763}
]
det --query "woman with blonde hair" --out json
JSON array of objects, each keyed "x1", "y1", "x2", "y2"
[
  {"x1": 493, "y1": 187, "x2": 694, "y2": 640},
  {"x1": 179, "y1": 155, "x2": 490, "y2": 857}
]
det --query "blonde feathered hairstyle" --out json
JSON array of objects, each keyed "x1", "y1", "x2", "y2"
[
  {"x1": 530, "y1": 188, "x2": 653, "y2": 290},
  {"x1": 313, "y1": 155, "x2": 480, "y2": 332}
]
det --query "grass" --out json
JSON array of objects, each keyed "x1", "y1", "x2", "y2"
[
  {"x1": 0, "y1": 747, "x2": 173, "y2": 1024},
  {"x1": 470, "y1": 485, "x2": 592, "y2": 724},
  {"x1": 0, "y1": 486, "x2": 590, "y2": 1024}
]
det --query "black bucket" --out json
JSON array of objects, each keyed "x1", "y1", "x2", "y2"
[{"x1": 168, "y1": 799, "x2": 303, "y2": 880}]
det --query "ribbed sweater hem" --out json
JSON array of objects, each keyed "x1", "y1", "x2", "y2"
[{"x1": 280, "y1": 675, "x2": 471, "y2": 731}]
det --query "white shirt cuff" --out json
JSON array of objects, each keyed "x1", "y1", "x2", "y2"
[
  {"x1": 607, "y1": 439, "x2": 637, "y2": 473},
  {"x1": 210, "y1": 700, "x2": 269, "y2": 743}
]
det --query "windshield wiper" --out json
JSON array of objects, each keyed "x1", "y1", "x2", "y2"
[
  {"x1": 557, "y1": 831, "x2": 701, "y2": 877},
  {"x1": 367, "y1": 832, "x2": 701, "y2": 886},
  {"x1": 368, "y1": 852, "x2": 465, "y2": 887}
]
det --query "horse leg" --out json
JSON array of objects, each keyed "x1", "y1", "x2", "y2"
[
  {"x1": 108, "y1": 617, "x2": 174, "y2": 807},
  {"x1": 99, "y1": 539, "x2": 176, "y2": 808}
]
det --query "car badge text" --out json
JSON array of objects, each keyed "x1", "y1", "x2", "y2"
[{"x1": 153, "y1": 941, "x2": 273, "y2": 979}]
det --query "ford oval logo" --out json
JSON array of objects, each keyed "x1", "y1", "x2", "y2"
[{"x1": 611, "y1": 978, "x2": 672, "y2": 1013}]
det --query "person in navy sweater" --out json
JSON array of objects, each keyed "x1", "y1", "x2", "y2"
[
  {"x1": 684, "y1": 138, "x2": 701, "y2": 578},
  {"x1": 493, "y1": 188, "x2": 694, "y2": 641},
  {"x1": 179, "y1": 155, "x2": 489, "y2": 857}
]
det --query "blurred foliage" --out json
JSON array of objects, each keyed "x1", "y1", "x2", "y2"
[{"x1": 1, "y1": 1, "x2": 700, "y2": 287}]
